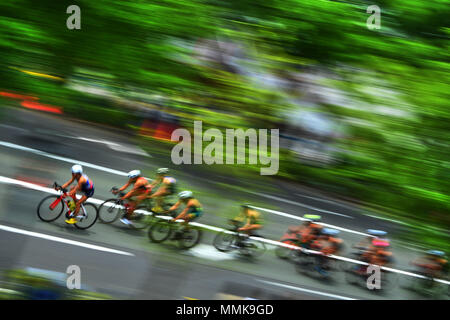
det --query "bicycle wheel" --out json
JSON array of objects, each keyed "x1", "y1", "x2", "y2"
[
  {"x1": 148, "y1": 220, "x2": 172, "y2": 243},
  {"x1": 98, "y1": 199, "x2": 122, "y2": 224},
  {"x1": 294, "y1": 254, "x2": 315, "y2": 275},
  {"x1": 243, "y1": 237, "x2": 266, "y2": 258},
  {"x1": 131, "y1": 206, "x2": 153, "y2": 230},
  {"x1": 345, "y1": 264, "x2": 363, "y2": 285},
  {"x1": 74, "y1": 203, "x2": 98, "y2": 230},
  {"x1": 213, "y1": 231, "x2": 236, "y2": 252},
  {"x1": 37, "y1": 195, "x2": 65, "y2": 222},
  {"x1": 399, "y1": 272, "x2": 418, "y2": 291},
  {"x1": 179, "y1": 228, "x2": 202, "y2": 250},
  {"x1": 275, "y1": 239, "x2": 299, "y2": 259},
  {"x1": 379, "y1": 270, "x2": 398, "y2": 292}
]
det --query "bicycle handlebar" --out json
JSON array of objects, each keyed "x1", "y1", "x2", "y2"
[
  {"x1": 53, "y1": 182, "x2": 68, "y2": 193},
  {"x1": 110, "y1": 187, "x2": 126, "y2": 198}
]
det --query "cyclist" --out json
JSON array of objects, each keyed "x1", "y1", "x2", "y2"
[
  {"x1": 237, "y1": 205, "x2": 263, "y2": 235},
  {"x1": 296, "y1": 214, "x2": 323, "y2": 249},
  {"x1": 112, "y1": 170, "x2": 151, "y2": 225},
  {"x1": 353, "y1": 229, "x2": 387, "y2": 257},
  {"x1": 169, "y1": 191, "x2": 203, "y2": 227},
  {"x1": 412, "y1": 250, "x2": 449, "y2": 281},
  {"x1": 311, "y1": 228, "x2": 343, "y2": 275},
  {"x1": 359, "y1": 238, "x2": 393, "y2": 272},
  {"x1": 58, "y1": 164, "x2": 95, "y2": 224},
  {"x1": 149, "y1": 168, "x2": 177, "y2": 213}
]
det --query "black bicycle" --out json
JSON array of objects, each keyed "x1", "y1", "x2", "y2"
[
  {"x1": 213, "y1": 220, "x2": 266, "y2": 258},
  {"x1": 398, "y1": 267, "x2": 448, "y2": 299},
  {"x1": 294, "y1": 249, "x2": 345, "y2": 281},
  {"x1": 148, "y1": 216, "x2": 202, "y2": 250},
  {"x1": 37, "y1": 182, "x2": 98, "y2": 230},
  {"x1": 98, "y1": 187, "x2": 155, "y2": 229}
]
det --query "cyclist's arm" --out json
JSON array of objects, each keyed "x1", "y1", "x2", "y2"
[
  {"x1": 173, "y1": 205, "x2": 190, "y2": 221},
  {"x1": 61, "y1": 177, "x2": 75, "y2": 189},
  {"x1": 169, "y1": 200, "x2": 181, "y2": 212},
  {"x1": 118, "y1": 181, "x2": 131, "y2": 192},
  {"x1": 239, "y1": 214, "x2": 262, "y2": 231},
  {"x1": 150, "y1": 185, "x2": 167, "y2": 198},
  {"x1": 174, "y1": 199, "x2": 198, "y2": 221},
  {"x1": 173, "y1": 204, "x2": 191, "y2": 220}
]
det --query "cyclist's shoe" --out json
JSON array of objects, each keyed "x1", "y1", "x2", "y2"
[
  {"x1": 65, "y1": 218, "x2": 77, "y2": 224},
  {"x1": 120, "y1": 217, "x2": 132, "y2": 225}
]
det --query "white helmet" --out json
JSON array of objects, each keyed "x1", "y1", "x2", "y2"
[
  {"x1": 71, "y1": 164, "x2": 83, "y2": 174},
  {"x1": 178, "y1": 191, "x2": 193, "y2": 199},
  {"x1": 157, "y1": 168, "x2": 169, "y2": 174},
  {"x1": 128, "y1": 170, "x2": 141, "y2": 179}
]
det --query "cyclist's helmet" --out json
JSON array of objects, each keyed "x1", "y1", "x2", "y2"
[
  {"x1": 367, "y1": 229, "x2": 387, "y2": 237},
  {"x1": 157, "y1": 168, "x2": 169, "y2": 175},
  {"x1": 128, "y1": 170, "x2": 141, "y2": 179},
  {"x1": 179, "y1": 191, "x2": 193, "y2": 199},
  {"x1": 372, "y1": 238, "x2": 390, "y2": 248},
  {"x1": 322, "y1": 228, "x2": 340, "y2": 236},
  {"x1": 71, "y1": 164, "x2": 83, "y2": 174},
  {"x1": 427, "y1": 250, "x2": 445, "y2": 257},
  {"x1": 303, "y1": 214, "x2": 321, "y2": 222}
]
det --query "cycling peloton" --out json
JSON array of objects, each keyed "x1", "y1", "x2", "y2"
[
  {"x1": 113, "y1": 170, "x2": 151, "y2": 225},
  {"x1": 57, "y1": 164, "x2": 95, "y2": 224}
]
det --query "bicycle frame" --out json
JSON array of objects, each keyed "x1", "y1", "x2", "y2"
[{"x1": 50, "y1": 185, "x2": 78, "y2": 215}]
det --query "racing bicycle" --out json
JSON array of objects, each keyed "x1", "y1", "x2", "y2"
[
  {"x1": 98, "y1": 187, "x2": 174, "y2": 229},
  {"x1": 36, "y1": 182, "x2": 98, "y2": 230},
  {"x1": 213, "y1": 219, "x2": 266, "y2": 258},
  {"x1": 148, "y1": 215, "x2": 202, "y2": 250}
]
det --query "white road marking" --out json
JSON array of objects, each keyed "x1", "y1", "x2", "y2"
[
  {"x1": 365, "y1": 214, "x2": 409, "y2": 226},
  {"x1": 0, "y1": 140, "x2": 153, "y2": 180},
  {"x1": 0, "y1": 225, "x2": 134, "y2": 256},
  {"x1": 250, "y1": 192, "x2": 353, "y2": 219},
  {"x1": 182, "y1": 244, "x2": 235, "y2": 261},
  {"x1": 1, "y1": 175, "x2": 449, "y2": 286},
  {"x1": 258, "y1": 280, "x2": 357, "y2": 300},
  {"x1": 295, "y1": 193, "x2": 358, "y2": 210},
  {"x1": 75, "y1": 137, "x2": 151, "y2": 157}
]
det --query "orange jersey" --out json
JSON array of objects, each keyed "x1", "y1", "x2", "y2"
[
  {"x1": 134, "y1": 177, "x2": 151, "y2": 192},
  {"x1": 299, "y1": 223, "x2": 323, "y2": 243}
]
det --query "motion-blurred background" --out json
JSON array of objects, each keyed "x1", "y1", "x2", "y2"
[{"x1": 0, "y1": 0, "x2": 448, "y2": 299}]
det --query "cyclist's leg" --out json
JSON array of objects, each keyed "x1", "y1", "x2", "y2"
[
  {"x1": 123, "y1": 189, "x2": 142, "y2": 217},
  {"x1": 74, "y1": 195, "x2": 89, "y2": 217},
  {"x1": 153, "y1": 190, "x2": 170, "y2": 212}
]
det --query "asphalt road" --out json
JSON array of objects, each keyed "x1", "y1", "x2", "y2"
[{"x1": 0, "y1": 105, "x2": 448, "y2": 300}]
